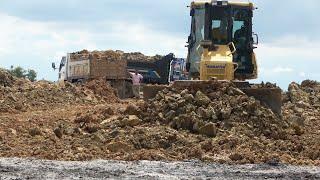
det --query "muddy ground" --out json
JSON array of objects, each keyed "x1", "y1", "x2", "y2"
[{"x1": 0, "y1": 158, "x2": 319, "y2": 179}]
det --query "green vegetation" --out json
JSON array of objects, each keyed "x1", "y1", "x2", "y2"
[{"x1": 9, "y1": 66, "x2": 37, "y2": 82}]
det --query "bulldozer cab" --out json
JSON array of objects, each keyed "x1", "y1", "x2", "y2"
[
  {"x1": 204, "y1": 2, "x2": 257, "y2": 79},
  {"x1": 187, "y1": 1, "x2": 257, "y2": 80}
]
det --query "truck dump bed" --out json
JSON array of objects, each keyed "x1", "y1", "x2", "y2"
[
  {"x1": 89, "y1": 51, "x2": 127, "y2": 80},
  {"x1": 68, "y1": 50, "x2": 127, "y2": 82},
  {"x1": 125, "y1": 53, "x2": 174, "y2": 84}
]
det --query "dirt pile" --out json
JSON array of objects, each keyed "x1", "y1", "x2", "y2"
[
  {"x1": 281, "y1": 80, "x2": 320, "y2": 164},
  {"x1": 283, "y1": 80, "x2": 320, "y2": 132},
  {"x1": 83, "y1": 79, "x2": 119, "y2": 102},
  {"x1": 95, "y1": 81, "x2": 317, "y2": 165},
  {"x1": 284, "y1": 80, "x2": 320, "y2": 107},
  {"x1": 0, "y1": 78, "x2": 118, "y2": 113},
  {"x1": 71, "y1": 49, "x2": 164, "y2": 62},
  {"x1": 0, "y1": 102, "x2": 214, "y2": 162},
  {"x1": 139, "y1": 81, "x2": 286, "y2": 139},
  {"x1": 0, "y1": 68, "x2": 15, "y2": 87},
  {"x1": 0, "y1": 80, "x2": 319, "y2": 165}
]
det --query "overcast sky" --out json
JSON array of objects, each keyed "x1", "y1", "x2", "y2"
[{"x1": 0, "y1": 0, "x2": 319, "y2": 89}]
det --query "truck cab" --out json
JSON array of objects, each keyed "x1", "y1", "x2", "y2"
[{"x1": 57, "y1": 56, "x2": 67, "y2": 82}]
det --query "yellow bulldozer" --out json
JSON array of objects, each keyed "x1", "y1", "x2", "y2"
[
  {"x1": 187, "y1": 0, "x2": 258, "y2": 81},
  {"x1": 144, "y1": 0, "x2": 282, "y2": 114}
]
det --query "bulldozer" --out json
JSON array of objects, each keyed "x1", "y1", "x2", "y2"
[
  {"x1": 187, "y1": 0, "x2": 257, "y2": 81},
  {"x1": 144, "y1": 0, "x2": 282, "y2": 114}
]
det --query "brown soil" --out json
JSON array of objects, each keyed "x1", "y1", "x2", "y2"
[
  {"x1": 71, "y1": 49, "x2": 164, "y2": 62},
  {"x1": 0, "y1": 78, "x2": 118, "y2": 113},
  {"x1": 0, "y1": 73, "x2": 319, "y2": 166}
]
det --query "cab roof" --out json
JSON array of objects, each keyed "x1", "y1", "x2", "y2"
[{"x1": 191, "y1": 0, "x2": 254, "y2": 9}]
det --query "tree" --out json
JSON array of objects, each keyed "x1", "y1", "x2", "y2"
[
  {"x1": 9, "y1": 66, "x2": 37, "y2": 82},
  {"x1": 26, "y1": 69, "x2": 37, "y2": 82},
  {"x1": 10, "y1": 66, "x2": 26, "y2": 78}
]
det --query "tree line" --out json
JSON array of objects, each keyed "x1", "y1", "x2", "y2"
[{"x1": 9, "y1": 66, "x2": 37, "y2": 82}]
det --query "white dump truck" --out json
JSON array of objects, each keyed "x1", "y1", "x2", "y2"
[
  {"x1": 52, "y1": 50, "x2": 132, "y2": 98},
  {"x1": 52, "y1": 50, "x2": 186, "y2": 99},
  {"x1": 53, "y1": 50, "x2": 127, "y2": 82}
]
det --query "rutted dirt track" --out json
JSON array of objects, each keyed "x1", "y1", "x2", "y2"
[{"x1": 0, "y1": 158, "x2": 319, "y2": 179}]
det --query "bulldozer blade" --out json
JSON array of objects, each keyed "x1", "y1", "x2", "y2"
[
  {"x1": 142, "y1": 84, "x2": 168, "y2": 100},
  {"x1": 142, "y1": 80, "x2": 282, "y2": 115},
  {"x1": 241, "y1": 87, "x2": 282, "y2": 115}
]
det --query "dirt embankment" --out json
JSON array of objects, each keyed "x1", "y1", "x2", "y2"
[
  {"x1": 0, "y1": 72, "x2": 118, "y2": 113},
  {"x1": 0, "y1": 70, "x2": 319, "y2": 166}
]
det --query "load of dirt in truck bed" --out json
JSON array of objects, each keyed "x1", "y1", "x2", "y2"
[
  {"x1": 70, "y1": 49, "x2": 164, "y2": 62},
  {"x1": 70, "y1": 50, "x2": 124, "y2": 62},
  {"x1": 121, "y1": 52, "x2": 163, "y2": 62},
  {"x1": 0, "y1": 77, "x2": 319, "y2": 165},
  {"x1": 0, "y1": 74, "x2": 118, "y2": 113}
]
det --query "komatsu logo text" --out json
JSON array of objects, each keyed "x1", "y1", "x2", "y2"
[{"x1": 206, "y1": 65, "x2": 226, "y2": 69}]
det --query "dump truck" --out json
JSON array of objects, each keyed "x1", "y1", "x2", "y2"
[
  {"x1": 53, "y1": 50, "x2": 132, "y2": 98},
  {"x1": 53, "y1": 50, "x2": 183, "y2": 98},
  {"x1": 144, "y1": 0, "x2": 282, "y2": 115}
]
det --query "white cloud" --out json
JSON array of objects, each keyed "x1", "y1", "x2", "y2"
[
  {"x1": 259, "y1": 66, "x2": 294, "y2": 76},
  {"x1": 102, "y1": 22, "x2": 186, "y2": 56},
  {"x1": 299, "y1": 72, "x2": 306, "y2": 78},
  {"x1": 272, "y1": 67, "x2": 294, "y2": 73},
  {"x1": 257, "y1": 35, "x2": 320, "y2": 60},
  {"x1": 252, "y1": 35, "x2": 320, "y2": 88},
  {"x1": 0, "y1": 13, "x2": 186, "y2": 80},
  {"x1": 0, "y1": 47, "x2": 9, "y2": 56},
  {"x1": 0, "y1": 13, "x2": 186, "y2": 57}
]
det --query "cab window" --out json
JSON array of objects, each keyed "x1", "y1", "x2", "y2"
[
  {"x1": 232, "y1": 9, "x2": 250, "y2": 50},
  {"x1": 211, "y1": 7, "x2": 229, "y2": 45}
]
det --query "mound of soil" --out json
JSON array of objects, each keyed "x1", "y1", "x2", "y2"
[
  {"x1": 0, "y1": 79, "x2": 319, "y2": 166},
  {"x1": 139, "y1": 81, "x2": 286, "y2": 139},
  {"x1": 0, "y1": 77, "x2": 118, "y2": 113}
]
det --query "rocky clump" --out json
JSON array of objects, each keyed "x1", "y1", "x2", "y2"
[
  {"x1": 139, "y1": 81, "x2": 287, "y2": 139},
  {"x1": 285, "y1": 80, "x2": 320, "y2": 107},
  {"x1": 282, "y1": 80, "x2": 320, "y2": 134},
  {"x1": 281, "y1": 80, "x2": 320, "y2": 163}
]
